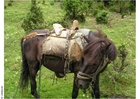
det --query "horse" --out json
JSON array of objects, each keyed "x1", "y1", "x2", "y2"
[
  {"x1": 76, "y1": 29, "x2": 117, "y2": 98},
  {"x1": 19, "y1": 28, "x2": 117, "y2": 99}
]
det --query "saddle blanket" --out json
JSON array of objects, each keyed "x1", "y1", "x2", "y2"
[{"x1": 42, "y1": 36, "x2": 83, "y2": 62}]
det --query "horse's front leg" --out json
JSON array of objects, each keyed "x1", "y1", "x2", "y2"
[
  {"x1": 91, "y1": 74, "x2": 100, "y2": 99},
  {"x1": 29, "y1": 61, "x2": 40, "y2": 99},
  {"x1": 72, "y1": 73, "x2": 79, "y2": 99}
]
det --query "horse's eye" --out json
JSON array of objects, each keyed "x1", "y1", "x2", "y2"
[{"x1": 92, "y1": 63, "x2": 97, "y2": 66}]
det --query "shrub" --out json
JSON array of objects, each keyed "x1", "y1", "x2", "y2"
[
  {"x1": 61, "y1": 0, "x2": 88, "y2": 22},
  {"x1": 107, "y1": 44, "x2": 129, "y2": 83},
  {"x1": 7, "y1": 2, "x2": 12, "y2": 6},
  {"x1": 128, "y1": 1, "x2": 136, "y2": 13},
  {"x1": 95, "y1": 10, "x2": 109, "y2": 24},
  {"x1": 88, "y1": 1, "x2": 106, "y2": 17},
  {"x1": 21, "y1": 3, "x2": 46, "y2": 33},
  {"x1": 109, "y1": 1, "x2": 134, "y2": 18},
  {"x1": 49, "y1": 0, "x2": 55, "y2": 5},
  {"x1": 100, "y1": 44, "x2": 131, "y2": 96}
]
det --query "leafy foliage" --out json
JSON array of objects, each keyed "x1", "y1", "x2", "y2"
[
  {"x1": 85, "y1": 1, "x2": 109, "y2": 24},
  {"x1": 21, "y1": 2, "x2": 46, "y2": 33},
  {"x1": 110, "y1": 44, "x2": 129, "y2": 81},
  {"x1": 109, "y1": 1, "x2": 135, "y2": 18},
  {"x1": 96, "y1": 10, "x2": 109, "y2": 24},
  {"x1": 100, "y1": 44, "x2": 135, "y2": 97},
  {"x1": 61, "y1": 0, "x2": 88, "y2": 22}
]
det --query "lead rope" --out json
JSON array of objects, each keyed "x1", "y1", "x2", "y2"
[
  {"x1": 90, "y1": 55, "x2": 109, "y2": 97},
  {"x1": 91, "y1": 55, "x2": 109, "y2": 83}
]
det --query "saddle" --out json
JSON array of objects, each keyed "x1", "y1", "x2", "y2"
[
  {"x1": 51, "y1": 20, "x2": 79, "y2": 37},
  {"x1": 42, "y1": 34, "x2": 83, "y2": 62},
  {"x1": 42, "y1": 20, "x2": 84, "y2": 62}
]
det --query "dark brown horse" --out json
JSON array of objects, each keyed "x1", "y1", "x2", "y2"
[
  {"x1": 19, "y1": 29, "x2": 117, "y2": 98},
  {"x1": 76, "y1": 30, "x2": 117, "y2": 98}
]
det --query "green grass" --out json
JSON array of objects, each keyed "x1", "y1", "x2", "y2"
[{"x1": 4, "y1": 1, "x2": 135, "y2": 99}]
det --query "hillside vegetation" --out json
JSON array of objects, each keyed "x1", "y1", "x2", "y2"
[{"x1": 4, "y1": 1, "x2": 135, "y2": 98}]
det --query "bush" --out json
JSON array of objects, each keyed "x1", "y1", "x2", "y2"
[
  {"x1": 100, "y1": 44, "x2": 131, "y2": 97},
  {"x1": 49, "y1": 0, "x2": 55, "y2": 5},
  {"x1": 95, "y1": 10, "x2": 109, "y2": 24},
  {"x1": 109, "y1": 1, "x2": 134, "y2": 18},
  {"x1": 88, "y1": 1, "x2": 106, "y2": 17},
  {"x1": 112, "y1": 44, "x2": 128, "y2": 79},
  {"x1": 128, "y1": 1, "x2": 135, "y2": 13},
  {"x1": 61, "y1": 0, "x2": 88, "y2": 22},
  {"x1": 7, "y1": 2, "x2": 12, "y2": 6},
  {"x1": 21, "y1": 3, "x2": 46, "y2": 33}
]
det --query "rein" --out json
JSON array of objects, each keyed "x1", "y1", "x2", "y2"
[{"x1": 77, "y1": 55, "x2": 109, "y2": 82}]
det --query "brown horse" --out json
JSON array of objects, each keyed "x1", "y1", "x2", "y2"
[
  {"x1": 76, "y1": 30, "x2": 117, "y2": 98},
  {"x1": 19, "y1": 29, "x2": 117, "y2": 98}
]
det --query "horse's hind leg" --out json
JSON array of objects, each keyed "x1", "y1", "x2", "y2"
[{"x1": 28, "y1": 61, "x2": 40, "y2": 98}]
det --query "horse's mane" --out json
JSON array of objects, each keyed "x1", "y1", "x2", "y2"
[
  {"x1": 83, "y1": 39, "x2": 107, "y2": 61},
  {"x1": 94, "y1": 28, "x2": 107, "y2": 39},
  {"x1": 84, "y1": 29, "x2": 117, "y2": 61}
]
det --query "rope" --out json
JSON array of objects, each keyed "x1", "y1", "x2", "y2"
[{"x1": 64, "y1": 31, "x2": 70, "y2": 74}]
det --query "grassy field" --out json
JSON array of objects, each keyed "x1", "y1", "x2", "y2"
[{"x1": 4, "y1": 1, "x2": 135, "y2": 99}]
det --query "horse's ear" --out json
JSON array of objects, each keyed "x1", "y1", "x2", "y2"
[
  {"x1": 105, "y1": 43, "x2": 111, "y2": 51},
  {"x1": 101, "y1": 42, "x2": 111, "y2": 53}
]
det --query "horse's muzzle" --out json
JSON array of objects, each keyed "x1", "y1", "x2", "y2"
[{"x1": 75, "y1": 78, "x2": 90, "y2": 89}]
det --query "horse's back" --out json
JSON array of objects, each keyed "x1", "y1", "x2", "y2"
[{"x1": 22, "y1": 30, "x2": 49, "y2": 62}]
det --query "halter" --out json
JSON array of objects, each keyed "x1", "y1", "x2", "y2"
[{"x1": 77, "y1": 55, "x2": 109, "y2": 83}]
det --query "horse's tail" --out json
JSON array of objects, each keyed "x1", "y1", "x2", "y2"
[{"x1": 19, "y1": 38, "x2": 29, "y2": 91}]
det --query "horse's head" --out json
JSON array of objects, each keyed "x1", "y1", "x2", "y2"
[{"x1": 76, "y1": 37, "x2": 117, "y2": 89}]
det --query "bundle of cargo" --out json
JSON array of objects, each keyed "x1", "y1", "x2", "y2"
[{"x1": 42, "y1": 21, "x2": 89, "y2": 62}]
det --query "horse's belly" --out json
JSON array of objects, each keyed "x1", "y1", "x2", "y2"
[{"x1": 42, "y1": 55, "x2": 65, "y2": 72}]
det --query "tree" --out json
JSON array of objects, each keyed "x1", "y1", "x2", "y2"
[
  {"x1": 21, "y1": 0, "x2": 46, "y2": 33},
  {"x1": 109, "y1": 0, "x2": 135, "y2": 18},
  {"x1": 61, "y1": 0, "x2": 88, "y2": 22}
]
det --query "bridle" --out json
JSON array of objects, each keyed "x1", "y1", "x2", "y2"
[{"x1": 77, "y1": 55, "x2": 110, "y2": 83}]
